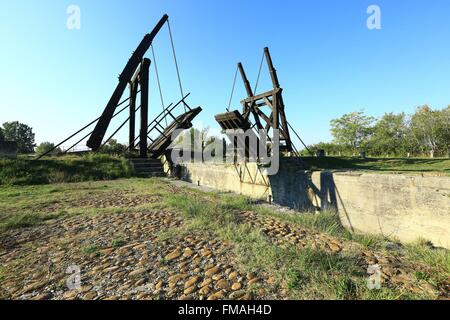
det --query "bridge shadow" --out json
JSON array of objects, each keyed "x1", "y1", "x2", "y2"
[{"x1": 268, "y1": 169, "x2": 355, "y2": 232}]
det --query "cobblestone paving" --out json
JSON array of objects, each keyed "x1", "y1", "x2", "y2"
[
  {"x1": 0, "y1": 180, "x2": 448, "y2": 300},
  {"x1": 239, "y1": 211, "x2": 449, "y2": 298},
  {"x1": 0, "y1": 191, "x2": 271, "y2": 300}
]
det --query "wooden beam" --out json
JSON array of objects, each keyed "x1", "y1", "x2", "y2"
[
  {"x1": 263, "y1": 97, "x2": 274, "y2": 110},
  {"x1": 128, "y1": 81, "x2": 138, "y2": 149},
  {"x1": 240, "y1": 88, "x2": 280, "y2": 104},
  {"x1": 139, "y1": 58, "x2": 150, "y2": 158}
]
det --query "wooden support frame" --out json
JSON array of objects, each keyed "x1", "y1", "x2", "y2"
[{"x1": 236, "y1": 47, "x2": 293, "y2": 152}]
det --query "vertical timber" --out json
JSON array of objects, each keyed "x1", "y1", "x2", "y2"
[
  {"x1": 129, "y1": 81, "x2": 138, "y2": 150},
  {"x1": 140, "y1": 58, "x2": 151, "y2": 158}
]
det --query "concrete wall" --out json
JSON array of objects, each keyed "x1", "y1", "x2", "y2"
[{"x1": 175, "y1": 161, "x2": 450, "y2": 249}]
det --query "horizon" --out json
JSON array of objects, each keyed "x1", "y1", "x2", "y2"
[{"x1": 1, "y1": 0, "x2": 450, "y2": 148}]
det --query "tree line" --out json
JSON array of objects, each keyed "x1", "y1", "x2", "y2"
[
  {"x1": 307, "y1": 105, "x2": 450, "y2": 158},
  {"x1": 2, "y1": 104, "x2": 449, "y2": 158},
  {"x1": 0, "y1": 121, "x2": 36, "y2": 153},
  {"x1": 0, "y1": 121, "x2": 126, "y2": 156}
]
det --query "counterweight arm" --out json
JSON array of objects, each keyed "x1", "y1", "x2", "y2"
[{"x1": 87, "y1": 14, "x2": 169, "y2": 151}]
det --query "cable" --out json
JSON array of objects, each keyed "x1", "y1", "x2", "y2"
[
  {"x1": 253, "y1": 50, "x2": 265, "y2": 94},
  {"x1": 151, "y1": 45, "x2": 168, "y2": 126},
  {"x1": 287, "y1": 121, "x2": 313, "y2": 156},
  {"x1": 98, "y1": 105, "x2": 142, "y2": 151},
  {"x1": 35, "y1": 94, "x2": 139, "y2": 160},
  {"x1": 167, "y1": 19, "x2": 186, "y2": 112},
  {"x1": 227, "y1": 66, "x2": 238, "y2": 112}
]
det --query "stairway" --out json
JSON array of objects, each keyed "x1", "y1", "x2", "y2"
[{"x1": 129, "y1": 158, "x2": 166, "y2": 177}]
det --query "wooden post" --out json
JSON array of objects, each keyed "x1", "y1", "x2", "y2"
[
  {"x1": 272, "y1": 93, "x2": 279, "y2": 130},
  {"x1": 222, "y1": 138, "x2": 227, "y2": 162},
  {"x1": 201, "y1": 141, "x2": 205, "y2": 163},
  {"x1": 139, "y1": 58, "x2": 151, "y2": 158},
  {"x1": 129, "y1": 81, "x2": 138, "y2": 150},
  {"x1": 264, "y1": 47, "x2": 281, "y2": 89}
]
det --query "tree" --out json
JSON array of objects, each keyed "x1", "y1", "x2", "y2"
[
  {"x1": 369, "y1": 112, "x2": 409, "y2": 156},
  {"x1": 2, "y1": 121, "x2": 36, "y2": 153},
  {"x1": 0, "y1": 127, "x2": 4, "y2": 142},
  {"x1": 306, "y1": 142, "x2": 344, "y2": 156},
  {"x1": 99, "y1": 139, "x2": 126, "y2": 155},
  {"x1": 175, "y1": 127, "x2": 215, "y2": 151},
  {"x1": 409, "y1": 105, "x2": 450, "y2": 157},
  {"x1": 330, "y1": 111, "x2": 375, "y2": 154},
  {"x1": 35, "y1": 142, "x2": 62, "y2": 156},
  {"x1": 439, "y1": 106, "x2": 450, "y2": 156}
]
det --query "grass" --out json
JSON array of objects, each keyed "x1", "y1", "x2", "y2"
[
  {"x1": 0, "y1": 211, "x2": 66, "y2": 231},
  {"x1": 299, "y1": 156, "x2": 450, "y2": 174},
  {"x1": 0, "y1": 266, "x2": 6, "y2": 282},
  {"x1": 81, "y1": 244, "x2": 101, "y2": 255},
  {"x1": 111, "y1": 238, "x2": 127, "y2": 248},
  {"x1": 404, "y1": 240, "x2": 450, "y2": 284},
  {"x1": 0, "y1": 178, "x2": 163, "y2": 231},
  {"x1": 0, "y1": 154, "x2": 134, "y2": 186}
]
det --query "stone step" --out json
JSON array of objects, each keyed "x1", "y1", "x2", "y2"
[
  {"x1": 132, "y1": 163, "x2": 164, "y2": 169},
  {"x1": 128, "y1": 158, "x2": 166, "y2": 177}
]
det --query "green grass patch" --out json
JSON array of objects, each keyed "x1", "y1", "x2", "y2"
[
  {"x1": 0, "y1": 154, "x2": 134, "y2": 186},
  {"x1": 0, "y1": 266, "x2": 6, "y2": 282},
  {"x1": 300, "y1": 156, "x2": 450, "y2": 174},
  {"x1": 81, "y1": 244, "x2": 101, "y2": 255},
  {"x1": 0, "y1": 210, "x2": 65, "y2": 231},
  {"x1": 0, "y1": 178, "x2": 167, "y2": 231},
  {"x1": 111, "y1": 238, "x2": 127, "y2": 248},
  {"x1": 404, "y1": 240, "x2": 450, "y2": 283}
]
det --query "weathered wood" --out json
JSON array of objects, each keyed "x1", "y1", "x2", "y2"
[
  {"x1": 139, "y1": 58, "x2": 150, "y2": 158},
  {"x1": 215, "y1": 47, "x2": 296, "y2": 156},
  {"x1": 148, "y1": 106, "x2": 202, "y2": 159},
  {"x1": 129, "y1": 81, "x2": 138, "y2": 149},
  {"x1": 87, "y1": 14, "x2": 168, "y2": 151},
  {"x1": 240, "y1": 88, "x2": 280, "y2": 104}
]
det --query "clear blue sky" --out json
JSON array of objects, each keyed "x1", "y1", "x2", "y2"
[{"x1": 1, "y1": 0, "x2": 450, "y2": 148}]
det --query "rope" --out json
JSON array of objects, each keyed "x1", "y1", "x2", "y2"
[
  {"x1": 287, "y1": 120, "x2": 313, "y2": 156},
  {"x1": 227, "y1": 66, "x2": 238, "y2": 112},
  {"x1": 167, "y1": 19, "x2": 186, "y2": 112},
  {"x1": 35, "y1": 94, "x2": 140, "y2": 160},
  {"x1": 151, "y1": 45, "x2": 168, "y2": 126},
  {"x1": 98, "y1": 105, "x2": 142, "y2": 152},
  {"x1": 253, "y1": 51, "x2": 265, "y2": 94}
]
